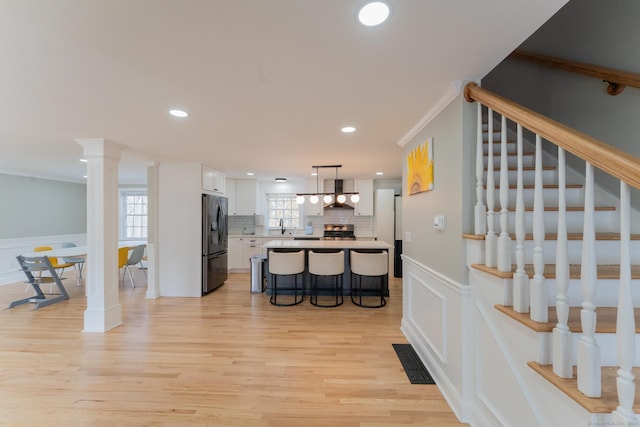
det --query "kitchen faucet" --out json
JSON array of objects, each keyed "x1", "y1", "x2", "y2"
[{"x1": 279, "y1": 219, "x2": 285, "y2": 234}]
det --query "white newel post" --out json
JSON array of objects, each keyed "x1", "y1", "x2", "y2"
[
  {"x1": 77, "y1": 138, "x2": 123, "y2": 333},
  {"x1": 145, "y1": 161, "x2": 160, "y2": 299}
]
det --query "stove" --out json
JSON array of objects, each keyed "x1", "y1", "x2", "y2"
[{"x1": 322, "y1": 224, "x2": 356, "y2": 240}]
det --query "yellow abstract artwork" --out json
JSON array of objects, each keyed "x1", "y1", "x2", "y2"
[{"x1": 407, "y1": 138, "x2": 434, "y2": 195}]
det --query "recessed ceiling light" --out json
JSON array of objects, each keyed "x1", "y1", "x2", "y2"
[
  {"x1": 376, "y1": 171, "x2": 384, "y2": 175},
  {"x1": 341, "y1": 126, "x2": 356, "y2": 133},
  {"x1": 80, "y1": 158, "x2": 87, "y2": 163},
  {"x1": 274, "y1": 177, "x2": 287, "y2": 183},
  {"x1": 358, "y1": 2, "x2": 390, "y2": 26},
  {"x1": 169, "y1": 109, "x2": 188, "y2": 118},
  {"x1": 246, "y1": 172, "x2": 254, "y2": 176},
  {"x1": 83, "y1": 175, "x2": 87, "y2": 179},
  {"x1": 311, "y1": 172, "x2": 318, "y2": 176}
]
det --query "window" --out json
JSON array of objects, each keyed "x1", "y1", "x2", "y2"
[
  {"x1": 120, "y1": 190, "x2": 148, "y2": 240},
  {"x1": 266, "y1": 193, "x2": 301, "y2": 229}
]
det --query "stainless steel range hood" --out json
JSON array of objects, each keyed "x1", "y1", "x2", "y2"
[{"x1": 324, "y1": 179, "x2": 354, "y2": 209}]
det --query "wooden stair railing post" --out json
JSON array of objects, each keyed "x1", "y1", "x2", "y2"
[
  {"x1": 530, "y1": 134, "x2": 547, "y2": 322},
  {"x1": 577, "y1": 162, "x2": 602, "y2": 398},
  {"x1": 513, "y1": 123, "x2": 529, "y2": 313},
  {"x1": 498, "y1": 114, "x2": 512, "y2": 272},
  {"x1": 485, "y1": 109, "x2": 497, "y2": 267},
  {"x1": 475, "y1": 103, "x2": 487, "y2": 236},
  {"x1": 612, "y1": 181, "x2": 636, "y2": 423},
  {"x1": 553, "y1": 146, "x2": 572, "y2": 378}
]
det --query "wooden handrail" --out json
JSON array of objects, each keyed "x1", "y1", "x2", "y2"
[
  {"x1": 464, "y1": 82, "x2": 640, "y2": 190},
  {"x1": 510, "y1": 50, "x2": 640, "y2": 96}
]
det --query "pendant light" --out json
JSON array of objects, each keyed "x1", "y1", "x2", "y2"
[{"x1": 295, "y1": 165, "x2": 360, "y2": 205}]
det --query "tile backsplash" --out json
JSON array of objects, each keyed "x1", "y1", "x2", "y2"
[{"x1": 228, "y1": 211, "x2": 374, "y2": 236}]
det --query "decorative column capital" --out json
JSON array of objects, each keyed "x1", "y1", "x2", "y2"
[{"x1": 76, "y1": 138, "x2": 123, "y2": 161}]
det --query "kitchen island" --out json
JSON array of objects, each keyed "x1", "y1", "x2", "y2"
[{"x1": 262, "y1": 239, "x2": 393, "y2": 298}]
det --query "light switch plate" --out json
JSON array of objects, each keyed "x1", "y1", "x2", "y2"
[
  {"x1": 405, "y1": 231, "x2": 412, "y2": 242},
  {"x1": 433, "y1": 214, "x2": 445, "y2": 230}
]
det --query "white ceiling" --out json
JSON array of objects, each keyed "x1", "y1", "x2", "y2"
[{"x1": 0, "y1": 0, "x2": 568, "y2": 184}]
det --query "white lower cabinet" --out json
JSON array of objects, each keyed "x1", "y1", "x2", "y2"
[
  {"x1": 228, "y1": 237, "x2": 243, "y2": 270},
  {"x1": 242, "y1": 237, "x2": 263, "y2": 269}
]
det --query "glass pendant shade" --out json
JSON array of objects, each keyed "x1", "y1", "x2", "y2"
[
  {"x1": 296, "y1": 195, "x2": 305, "y2": 204},
  {"x1": 310, "y1": 195, "x2": 319, "y2": 204},
  {"x1": 350, "y1": 194, "x2": 360, "y2": 203},
  {"x1": 323, "y1": 194, "x2": 333, "y2": 204},
  {"x1": 336, "y1": 194, "x2": 346, "y2": 203}
]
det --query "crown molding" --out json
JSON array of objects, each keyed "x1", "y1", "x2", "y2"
[{"x1": 396, "y1": 81, "x2": 465, "y2": 148}]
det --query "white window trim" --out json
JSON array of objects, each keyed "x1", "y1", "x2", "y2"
[
  {"x1": 266, "y1": 193, "x2": 302, "y2": 230},
  {"x1": 119, "y1": 188, "x2": 148, "y2": 241}
]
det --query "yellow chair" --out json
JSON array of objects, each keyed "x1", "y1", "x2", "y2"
[
  {"x1": 32, "y1": 246, "x2": 75, "y2": 293},
  {"x1": 118, "y1": 246, "x2": 130, "y2": 284}
]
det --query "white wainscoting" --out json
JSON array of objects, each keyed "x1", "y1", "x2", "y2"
[
  {"x1": 400, "y1": 255, "x2": 472, "y2": 423},
  {"x1": 0, "y1": 234, "x2": 87, "y2": 285}
]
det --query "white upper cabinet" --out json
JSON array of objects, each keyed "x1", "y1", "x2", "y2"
[
  {"x1": 235, "y1": 179, "x2": 257, "y2": 215},
  {"x1": 202, "y1": 164, "x2": 225, "y2": 195},
  {"x1": 226, "y1": 179, "x2": 257, "y2": 215},
  {"x1": 226, "y1": 178, "x2": 237, "y2": 213},
  {"x1": 353, "y1": 179, "x2": 374, "y2": 216},
  {"x1": 302, "y1": 178, "x2": 323, "y2": 216}
]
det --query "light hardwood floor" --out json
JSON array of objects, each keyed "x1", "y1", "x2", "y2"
[{"x1": 0, "y1": 271, "x2": 465, "y2": 426}]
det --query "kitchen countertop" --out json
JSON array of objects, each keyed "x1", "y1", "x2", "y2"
[
  {"x1": 263, "y1": 239, "x2": 391, "y2": 250},
  {"x1": 229, "y1": 233, "x2": 377, "y2": 239}
]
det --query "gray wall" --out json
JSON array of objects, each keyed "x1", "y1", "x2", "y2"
[
  {"x1": 0, "y1": 173, "x2": 87, "y2": 238},
  {"x1": 401, "y1": 95, "x2": 475, "y2": 284},
  {"x1": 482, "y1": 0, "x2": 640, "y2": 201}
]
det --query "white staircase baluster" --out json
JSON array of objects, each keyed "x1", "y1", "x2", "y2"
[
  {"x1": 475, "y1": 103, "x2": 487, "y2": 235},
  {"x1": 513, "y1": 124, "x2": 529, "y2": 313},
  {"x1": 577, "y1": 162, "x2": 601, "y2": 398},
  {"x1": 497, "y1": 115, "x2": 512, "y2": 272},
  {"x1": 485, "y1": 109, "x2": 497, "y2": 267},
  {"x1": 530, "y1": 135, "x2": 547, "y2": 322},
  {"x1": 612, "y1": 181, "x2": 636, "y2": 424},
  {"x1": 553, "y1": 147, "x2": 572, "y2": 378}
]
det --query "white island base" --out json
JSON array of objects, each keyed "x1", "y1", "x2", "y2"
[{"x1": 262, "y1": 239, "x2": 393, "y2": 298}]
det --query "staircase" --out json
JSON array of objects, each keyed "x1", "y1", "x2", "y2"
[{"x1": 464, "y1": 84, "x2": 640, "y2": 425}]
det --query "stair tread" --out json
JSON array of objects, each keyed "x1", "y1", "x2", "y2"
[
  {"x1": 494, "y1": 304, "x2": 640, "y2": 333},
  {"x1": 484, "y1": 166, "x2": 555, "y2": 171},
  {"x1": 528, "y1": 362, "x2": 640, "y2": 414},
  {"x1": 472, "y1": 263, "x2": 640, "y2": 279},
  {"x1": 483, "y1": 184, "x2": 583, "y2": 189},
  {"x1": 463, "y1": 232, "x2": 640, "y2": 241},
  {"x1": 491, "y1": 206, "x2": 616, "y2": 212}
]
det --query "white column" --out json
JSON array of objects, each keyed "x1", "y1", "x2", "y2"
[
  {"x1": 145, "y1": 162, "x2": 160, "y2": 299},
  {"x1": 77, "y1": 138, "x2": 123, "y2": 333}
]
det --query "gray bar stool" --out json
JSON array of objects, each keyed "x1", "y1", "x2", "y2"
[
  {"x1": 268, "y1": 250, "x2": 305, "y2": 306},
  {"x1": 309, "y1": 250, "x2": 344, "y2": 308},
  {"x1": 350, "y1": 250, "x2": 388, "y2": 308}
]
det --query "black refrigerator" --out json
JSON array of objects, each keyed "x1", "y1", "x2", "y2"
[{"x1": 202, "y1": 193, "x2": 228, "y2": 295}]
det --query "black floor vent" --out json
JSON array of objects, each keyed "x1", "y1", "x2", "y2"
[{"x1": 392, "y1": 343, "x2": 435, "y2": 385}]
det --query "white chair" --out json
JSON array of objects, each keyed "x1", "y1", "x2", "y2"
[
  {"x1": 123, "y1": 245, "x2": 146, "y2": 287},
  {"x1": 268, "y1": 250, "x2": 305, "y2": 306},
  {"x1": 350, "y1": 250, "x2": 388, "y2": 308},
  {"x1": 62, "y1": 242, "x2": 85, "y2": 286},
  {"x1": 308, "y1": 250, "x2": 344, "y2": 307}
]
